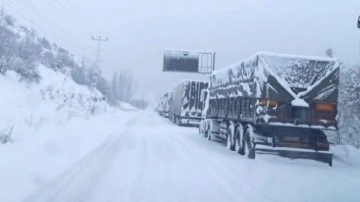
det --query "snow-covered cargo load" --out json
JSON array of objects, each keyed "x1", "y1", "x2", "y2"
[
  {"x1": 169, "y1": 80, "x2": 209, "y2": 125},
  {"x1": 209, "y1": 52, "x2": 339, "y2": 130},
  {"x1": 200, "y1": 52, "x2": 339, "y2": 166}
]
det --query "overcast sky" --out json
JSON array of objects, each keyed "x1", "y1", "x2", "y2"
[{"x1": 3, "y1": 0, "x2": 360, "y2": 99}]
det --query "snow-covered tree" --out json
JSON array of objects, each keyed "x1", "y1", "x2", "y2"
[
  {"x1": 108, "y1": 69, "x2": 137, "y2": 104},
  {"x1": 325, "y1": 48, "x2": 334, "y2": 58},
  {"x1": 110, "y1": 71, "x2": 118, "y2": 103},
  {"x1": 0, "y1": 10, "x2": 116, "y2": 105},
  {"x1": 117, "y1": 69, "x2": 136, "y2": 102},
  {"x1": 96, "y1": 76, "x2": 110, "y2": 102},
  {"x1": 15, "y1": 29, "x2": 42, "y2": 82},
  {"x1": 0, "y1": 25, "x2": 17, "y2": 74},
  {"x1": 338, "y1": 65, "x2": 360, "y2": 147},
  {"x1": 71, "y1": 60, "x2": 88, "y2": 86}
]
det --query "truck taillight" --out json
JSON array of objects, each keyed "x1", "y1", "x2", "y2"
[
  {"x1": 259, "y1": 99, "x2": 278, "y2": 108},
  {"x1": 315, "y1": 103, "x2": 336, "y2": 112}
]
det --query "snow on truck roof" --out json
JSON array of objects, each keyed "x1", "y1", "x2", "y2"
[
  {"x1": 256, "y1": 51, "x2": 339, "y2": 63},
  {"x1": 212, "y1": 52, "x2": 339, "y2": 74},
  {"x1": 211, "y1": 52, "x2": 339, "y2": 89}
]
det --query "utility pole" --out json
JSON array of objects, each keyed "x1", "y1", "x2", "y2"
[{"x1": 89, "y1": 36, "x2": 108, "y2": 114}]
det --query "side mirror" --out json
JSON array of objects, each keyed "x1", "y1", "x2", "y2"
[{"x1": 358, "y1": 16, "x2": 360, "y2": 28}]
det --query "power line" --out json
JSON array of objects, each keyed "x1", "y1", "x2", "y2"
[
  {"x1": 14, "y1": 0, "x2": 94, "y2": 50},
  {"x1": 45, "y1": 0, "x2": 95, "y2": 36},
  {"x1": 62, "y1": 0, "x2": 100, "y2": 35},
  {"x1": 2, "y1": 0, "x2": 33, "y2": 26},
  {"x1": 2, "y1": 0, "x2": 90, "y2": 57},
  {"x1": 1, "y1": 0, "x2": 54, "y2": 38},
  {"x1": 19, "y1": 0, "x2": 92, "y2": 49}
]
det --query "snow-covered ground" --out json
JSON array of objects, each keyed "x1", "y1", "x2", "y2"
[
  {"x1": 0, "y1": 65, "x2": 109, "y2": 143},
  {"x1": 0, "y1": 110, "x2": 356, "y2": 202},
  {"x1": 1, "y1": 66, "x2": 360, "y2": 202},
  {"x1": 0, "y1": 65, "x2": 139, "y2": 201},
  {"x1": 0, "y1": 111, "x2": 138, "y2": 202}
]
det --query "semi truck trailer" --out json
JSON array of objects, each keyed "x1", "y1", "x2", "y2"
[
  {"x1": 169, "y1": 80, "x2": 209, "y2": 126},
  {"x1": 199, "y1": 52, "x2": 339, "y2": 166},
  {"x1": 158, "y1": 91, "x2": 172, "y2": 118}
]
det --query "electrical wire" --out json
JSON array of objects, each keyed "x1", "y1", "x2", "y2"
[
  {"x1": 3, "y1": 0, "x2": 91, "y2": 56},
  {"x1": 62, "y1": 0, "x2": 100, "y2": 35},
  {"x1": 44, "y1": 0, "x2": 96, "y2": 37},
  {"x1": 2, "y1": 0, "x2": 51, "y2": 37},
  {"x1": 13, "y1": 0, "x2": 94, "y2": 50}
]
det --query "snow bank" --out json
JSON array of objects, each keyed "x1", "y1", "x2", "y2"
[
  {"x1": 118, "y1": 101, "x2": 138, "y2": 111},
  {"x1": 0, "y1": 65, "x2": 109, "y2": 142},
  {"x1": 0, "y1": 64, "x2": 139, "y2": 201},
  {"x1": 0, "y1": 110, "x2": 138, "y2": 202},
  {"x1": 332, "y1": 145, "x2": 360, "y2": 165}
]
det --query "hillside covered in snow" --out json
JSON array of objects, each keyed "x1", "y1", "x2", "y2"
[
  {"x1": 0, "y1": 65, "x2": 110, "y2": 143},
  {"x1": 0, "y1": 10, "x2": 142, "y2": 144},
  {"x1": 0, "y1": 66, "x2": 137, "y2": 200}
]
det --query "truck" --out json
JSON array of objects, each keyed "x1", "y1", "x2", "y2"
[
  {"x1": 158, "y1": 91, "x2": 172, "y2": 118},
  {"x1": 169, "y1": 80, "x2": 209, "y2": 126},
  {"x1": 199, "y1": 52, "x2": 339, "y2": 166}
]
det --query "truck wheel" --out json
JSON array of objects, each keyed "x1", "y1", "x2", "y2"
[
  {"x1": 226, "y1": 127, "x2": 235, "y2": 151},
  {"x1": 235, "y1": 125, "x2": 245, "y2": 155},
  {"x1": 244, "y1": 127, "x2": 256, "y2": 159},
  {"x1": 207, "y1": 130, "x2": 212, "y2": 141},
  {"x1": 176, "y1": 116, "x2": 182, "y2": 126},
  {"x1": 200, "y1": 123, "x2": 205, "y2": 137},
  {"x1": 329, "y1": 159, "x2": 333, "y2": 167}
]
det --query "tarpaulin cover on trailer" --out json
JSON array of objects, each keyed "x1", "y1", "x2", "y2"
[{"x1": 209, "y1": 52, "x2": 339, "y2": 103}]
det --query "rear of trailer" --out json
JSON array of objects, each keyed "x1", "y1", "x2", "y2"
[
  {"x1": 201, "y1": 52, "x2": 339, "y2": 166},
  {"x1": 169, "y1": 80, "x2": 209, "y2": 125},
  {"x1": 158, "y1": 92, "x2": 172, "y2": 117}
]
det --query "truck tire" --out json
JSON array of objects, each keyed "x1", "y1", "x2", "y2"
[
  {"x1": 226, "y1": 126, "x2": 235, "y2": 151},
  {"x1": 170, "y1": 115, "x2": 174, "y2": 123},
  {"x1": 176, "y1": 116, "x2": 182, "y2": 126},
  {"x1": 198, "y1": 125, "x2": 201, "y2": 135},
  {"x1": 235, "y1": 125, "x2": 245, "y2": 155},
  {"x1": 244, "y1": 127, "x2": 256, "y2": 159},
  {"x1": 207, "y1": 130, "x2": 212, "y2": 141}
]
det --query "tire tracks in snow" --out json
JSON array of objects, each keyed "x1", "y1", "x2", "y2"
[
  {"x1": 169, "y1": 129, "x2": 278, "y2": 202},
  {"x1": 150, "y1": 116, "x2": 276, "y2": 202},
  {"x1": 24, "y1": 116, "x2": 139, "y2": 202},
  {"x1": 127, "y1": 116, "x2": 186, "y2": 202}
]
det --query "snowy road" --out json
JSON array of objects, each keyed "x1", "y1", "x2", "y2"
[{"x1": 25, "y1": 110, "x2": 360, "y2": 202}]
